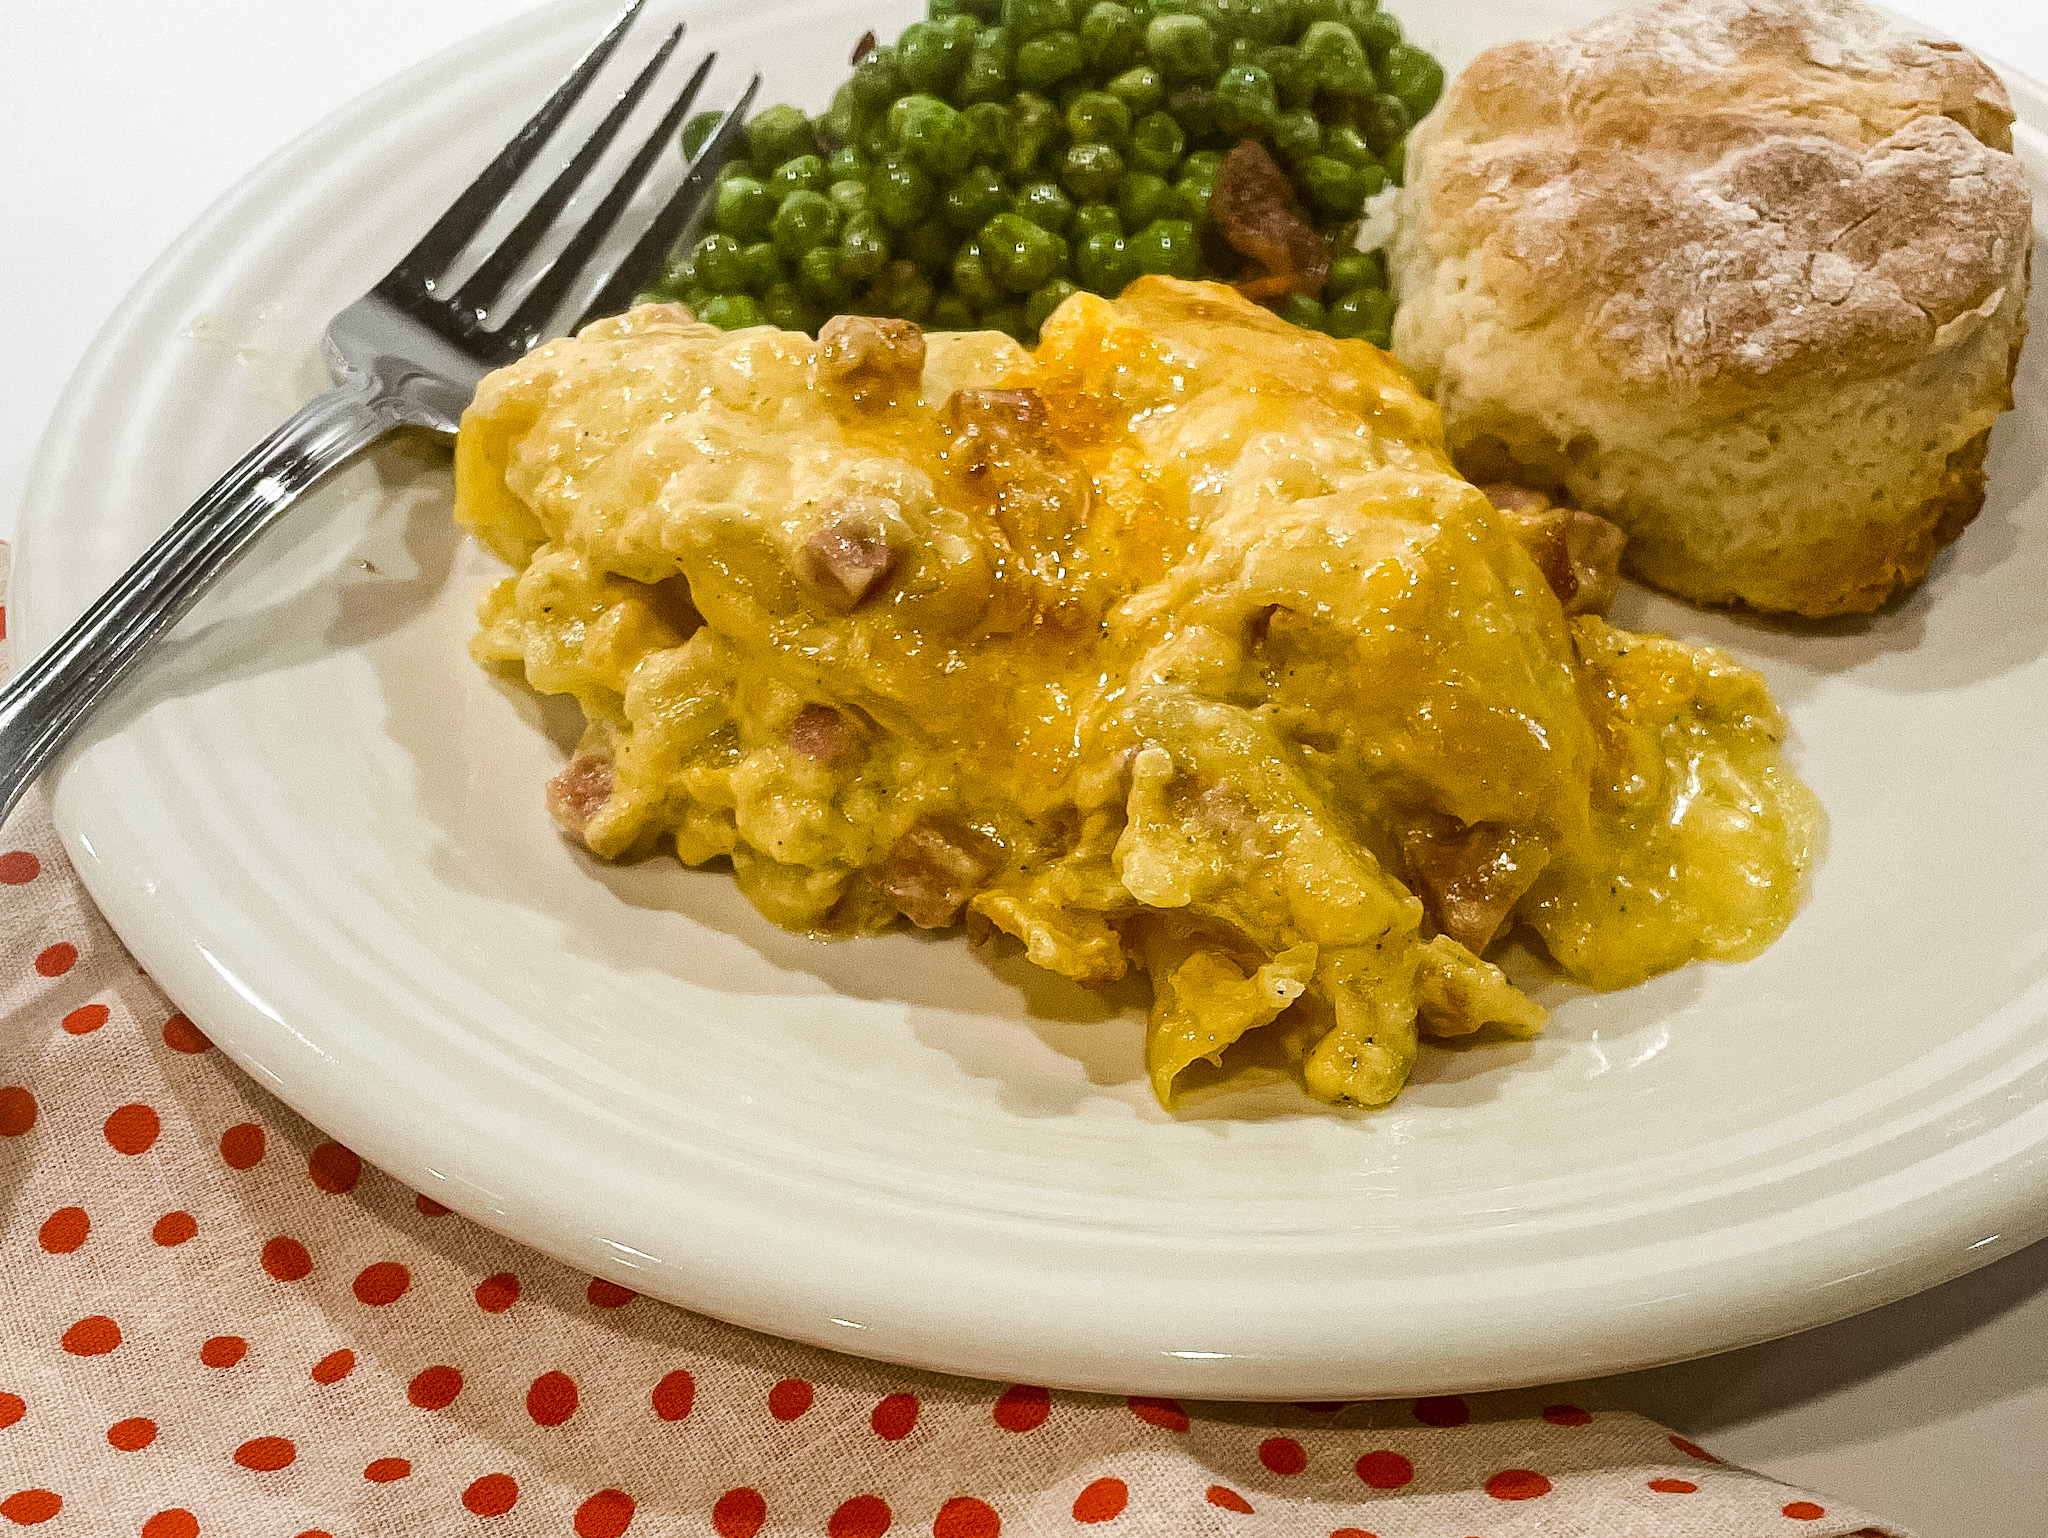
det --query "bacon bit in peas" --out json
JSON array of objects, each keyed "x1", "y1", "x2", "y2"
[{"x1": 1211, "y1": 141, "x2": 1330, "y2": 302}]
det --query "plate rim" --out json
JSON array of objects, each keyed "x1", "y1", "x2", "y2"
[{"x1": 15, "y1": 0, "x2": 2048, "y2": 1399}]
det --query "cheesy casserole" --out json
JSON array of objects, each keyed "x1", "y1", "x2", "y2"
[{"x1": 454, "y1": 278, "x2": 1817, "y2": 1109}]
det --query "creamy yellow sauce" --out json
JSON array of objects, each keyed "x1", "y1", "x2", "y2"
[{"x1": 454, "y1": 277, "x2": 1818, "y2": 1109}]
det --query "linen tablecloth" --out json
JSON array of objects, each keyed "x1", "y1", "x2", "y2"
[{"x1": 0, "y1": 546, "x2": 1906, "y2": 1538}]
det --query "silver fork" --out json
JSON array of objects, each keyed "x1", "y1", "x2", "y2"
[{"x1": 0, "y1": 0, "x2": 758, "y2": 825}]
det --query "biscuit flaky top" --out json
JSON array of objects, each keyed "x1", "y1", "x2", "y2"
[{"x1": 1405, "y1": 0, "x2": 2030, "y2": 396}]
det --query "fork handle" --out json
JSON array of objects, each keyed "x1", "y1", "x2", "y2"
[{"x1": 0, "y1": 378, "x2": 396, "y2": 827}]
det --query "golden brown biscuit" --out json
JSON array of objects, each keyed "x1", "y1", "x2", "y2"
[{"x1": 1390, "y1": 0, "x2": 2032, "y2": 616}]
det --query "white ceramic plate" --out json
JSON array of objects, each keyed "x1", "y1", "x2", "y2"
[{"x1": 16, "y1": 0, "x2": 2048, "y2": 1399}]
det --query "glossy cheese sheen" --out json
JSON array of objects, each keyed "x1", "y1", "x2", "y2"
[{"x1": 454, "y1": 277, "x2": 1818, "y2": 1110}]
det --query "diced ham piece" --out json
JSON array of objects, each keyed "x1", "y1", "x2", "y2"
[
  {"x1": 1211, "y1": 141, "x2": 1330, "y2": 301},
  {"x1": 787, "y1": 704, "x2": 865, "y2": 766},
  {"x1": 1400, "y1": 821, "x2": 1548, "y2": 955},
  {"x1": 1481, "y1": 484, "x2": 1628, "y2": 617},
  {"x1": 799, "y1": 510, "x2": 898, "y2": 612},
  {"x1": 546, "y1": 756, "x2": 613, "y2": 836},
  {"x1": 878, "y1": 816, "x2": 1006, "y2": 930},
  {"x1": 812, "y1": 314, "x2": 926, "y2": 404}
]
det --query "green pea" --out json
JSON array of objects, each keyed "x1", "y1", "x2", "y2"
[
  {"x1": 829, "y1": 178, "x2": 870, "y2": 218},
  {"x1": 1215, "y1": 0, "x2": 1287, "y2": 46},
  {"x1": 907, "y1": 18, "x2": 977, "y2": 94},
  {"x1": 1226, "y1": 35, "x2": 1258, "y2": 68},
  {"x1": 1166, "y1": 84, "x2": 1219, "y2": 141},
  {"x1": 771, "y1": 191, "x2": 842, "y2": 261},
  {"x1": 840, "y1": 213, "x2": 893, "y2": 279},
  {"x1": 1272, "y1": 109, "x2": 1322, "y2": 166},
  {"x1": 1278, "y1": 292, "x2": 1326, "y2": 331},
  {"x1": 851, "y1": 48, "x2": 905, "y2": 112},
  {"x1": 1061, "y1": 141, "x2": 1125, "y2": 201},
  {"x1": 739, "y1": 241, "x2": 785, "y2": 292},
  {"x1": 1384, "y1": 136, "x2": 1406, "y2": 185},
  {"x1": 715, "y1": 177, "x2": 776, "y2": 241},
  {"x1": 699, "y1": 293, "x2": 766, "y2": 330},
  {"x1": 979, "y1": 303, "x2": 1026, "y2": 338},
  {"x1": 931, "y1": 0, "x2": 1002, "y2": 20},
  {"x1": 799, "y1": 245, "x2": 855, "y2": 308},
  {"x1": 761, "y1": 282, "x2": 820, "y2": 332},
  {"x1": 944, "y1": 165, "x2": 1012, "y2": 231},
  {"x1": 681, "y1": 110, "x2": 725, "y2": 161},
  {"x1": 889, "y1": 94, "x2": 978, "y2": 179},
  {"x1": 952, "y1": 239, "x2": 1009, "y2": 308},
  {"x1": 1016, "y1": 179, "x2": 1076, "y2": 233},
  {"x1": 1066, "y1": 90, "x2": 1132, "y2": 144},
  {"x1": 714, "y1": 158, "x2": 758, "y2": 186},
  {"x1": 1299, "y1": 155, "x2": 1363, "y2": 216},
  {"x1": 1327, "y1": 249, "x2": 1386, "y2": 296},
  {"x1": 1025, "y1": 277, "x2": 1081, "y2": 331},
  {"x1": 1381, "y1": 42, "x2": 1443, "y2": 121},
  {"x1": 980, "y1": 210, "x2": 1071, "y2": 292},
  {"x1": 747, "y1": 105, "x2": 817, "y2": 170},
  {"x1": 870, "y1": 157, "x2": 937, "y2": 229},
  {"x1": 769, "y1": 155, "x2": 829, "y2": 200},
  {"x1": 932, "y1": 293, "x2": 979, "y2": 331},
  {"x1": 1076, "y1": 229, "x2": 1132, "y2": 293},
  {"x1": 1355, "y1": 161, "x2": 1388, "y2": 200},
  {"x1": 827, "y1": 145, "x2": 872, "y2": 182},
  {"x1": 868, "y1": 259, "x2": 937, "y2": 322},
  {"x1": 1327, "y1": 287, "x2": 1395, "y2": 345},
  {"x1": 1323, "y1": 124, "x2": 1375, "y2": 168},
  {"x1": 1257, "y1": 43, "x2": 1316, "y2": 110},
  {"x1": 1117, "y1": 172, "x2": 1180, "y2": 228},
  {"x1": 1003, "y1": 0, "x2": 1072, "y2": 40},
  {"x1": 860, "y1": 117, "x2": 892, "y2": 158},
  {"x1": 1017, "y1": 30, "x2": 1085, "y2": 89},
  {"x1": 1126, "y1": 217, "x2": 1200, "y2": 278},
  {"x1": 1174, "y1": 150, "x2": 1224, "y2": 220},
  {"x1": 1010, "y1": 93, "x2": 1062, "y2": 175},
  {"x1": 1128, "y1": 110, "x2": 1185, "y2": 174},
  {"x1": 1298, "y1": 20, "x2": 1375, "y2": 97},
  {"x1": 694, "y1": 233, "x2": 749, "y2": 293},
  {"x1": 657, "y1": 248, "x2": 697, "y2": 294},
  {"x1": 1075, "y1": 202, "x2": 1123, "y2": 239},
  {"x1": 1356, "y1": 10, "x2": 1402, "y2": 65},
  {"x1": 1362, "y1": 93, "x2": 1411, "y2": 156},
  {"x1": 1146, "y1": 13, "x2": 1219, "y2": 81},
  {"x1": 1080, "y1": 1, "x2": 1143, "y2": 73},
  {"x1": 1213, "y1": 63, "x2": 1277, "y2": 137},
  {"x1": 1106, "y1": 65, "x2": 1165, "y2": 116},
  {"x1": 957, "y1": 28, "x2": 1015, "y2": 103}
]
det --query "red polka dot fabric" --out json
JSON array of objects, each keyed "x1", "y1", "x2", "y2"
[{"x1": 0, "y1": 595, "x2": 1903, "y2": 1536}]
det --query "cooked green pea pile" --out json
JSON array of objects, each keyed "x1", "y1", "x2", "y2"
[{"x1": 641, "y1": 0, "x2": 1442, "y2": 346}]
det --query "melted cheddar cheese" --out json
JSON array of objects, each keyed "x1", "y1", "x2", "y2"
[{"x1": 454, "y1": 277, "x2": 1818, "y2": 1109}]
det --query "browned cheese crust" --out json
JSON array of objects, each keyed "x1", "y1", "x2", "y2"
[{"x1": 1390, "y1": 0, "x2": 2033, "y2": 616}]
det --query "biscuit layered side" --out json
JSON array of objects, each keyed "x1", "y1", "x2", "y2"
[{"x1": 1389, "y1": 0, "x2": 2033, "y2": 617}]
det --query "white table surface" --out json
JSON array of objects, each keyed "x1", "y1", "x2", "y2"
[{"x1": 6, "y1": 3, "x2": 2048, "y2": 1534}]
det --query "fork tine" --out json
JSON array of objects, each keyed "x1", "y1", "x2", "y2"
[
  {"x1": 574, "y1": 73, "x2": 762, "y2": 331},
  {"x1": 489, "y1": 51, "x2": 725, "y2": 359},
  {"x1": 455, "y1": 23, "x2": 685, "y2": 318},
  {"x1": 382, "y1": 0, "x2": 647, "y2": 296}
]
